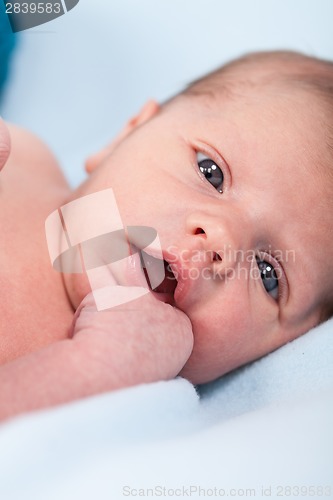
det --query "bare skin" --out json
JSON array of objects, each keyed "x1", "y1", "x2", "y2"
[
  {"x1": 0, "y1": 121, "x2": 193, "y2": 421},
  {"x1": 0, "y1": 65, "x2": 332, "y2": 421},
  {"x1": 0, "y1": 123, "x2": 74, "y2": 364}
]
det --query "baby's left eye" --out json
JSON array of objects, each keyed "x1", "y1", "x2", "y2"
[
  {"x1": 197, "y1": 152, "x2": 224, "y2": 193},
  {"x1": 256, "y1": 258, "x2": 279, "y2": 300}
]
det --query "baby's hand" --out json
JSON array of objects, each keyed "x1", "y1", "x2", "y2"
[
  {"x1": 72, "y1": 289, "x2": 194, "y2": 389},
  {"x1": 0, "y1": 286, "x2": 193, "y2": 421}
]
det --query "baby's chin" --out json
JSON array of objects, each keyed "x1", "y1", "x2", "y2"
[{"x1": 178, "y1": 350, "x2": 226, "y2": 385}]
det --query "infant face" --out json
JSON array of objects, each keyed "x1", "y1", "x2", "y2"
[{"x1": 70, "y1": 86, "x2": 333, "y2": 384}]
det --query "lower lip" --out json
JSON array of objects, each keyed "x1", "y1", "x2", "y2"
[{"x1": 173, "y1": 278, "x2": 189, "y2": 306}]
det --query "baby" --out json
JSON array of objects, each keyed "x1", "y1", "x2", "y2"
[{"x1": 1, "y1": 50, "x2": 333, "y2": 421}]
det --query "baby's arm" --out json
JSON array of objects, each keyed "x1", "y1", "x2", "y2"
[{"x1": 0, "y1": 291, "x2": 193, "y2": 422}]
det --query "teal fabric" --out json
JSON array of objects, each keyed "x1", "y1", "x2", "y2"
[{"x1": 0, "y1": 3, "x2": 17, "y2": 96}]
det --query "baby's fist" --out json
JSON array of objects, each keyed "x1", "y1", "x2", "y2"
[{"x1": 72, "y1": 288, "x2": 194, "y2": 389}]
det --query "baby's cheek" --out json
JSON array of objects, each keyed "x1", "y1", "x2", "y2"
[{"x1": 179, "y1": 299, "x2": 257, "y2": 383}]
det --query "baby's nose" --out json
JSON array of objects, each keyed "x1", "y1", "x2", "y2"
[{"x1": 184, "y1": 210, "x2": 246, "y2": 273}]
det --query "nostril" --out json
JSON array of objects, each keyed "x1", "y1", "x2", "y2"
[
  {"x1": 213, "y1": 252, "x2": 222, "y2": 261},
  {"x1": 194, "y1": 227, "x2": 205, "y2": 235}
]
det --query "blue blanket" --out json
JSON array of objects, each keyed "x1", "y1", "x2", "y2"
[{"x1": 0, "y1": 3, "x2": 17, "y2": 99}]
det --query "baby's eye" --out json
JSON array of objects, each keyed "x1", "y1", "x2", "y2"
[
  {"x1": 256, "y1": 258, "x2": 279, "y2": 300},
  {"x1": 197, "y1": 152, "x2": 224, "y2": 193}
]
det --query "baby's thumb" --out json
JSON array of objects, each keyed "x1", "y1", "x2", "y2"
[{"x1": 168, "y1": 306, "x2": 194, "y2": 377}]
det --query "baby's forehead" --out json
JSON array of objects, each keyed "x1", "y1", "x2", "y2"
[
  {"x1": 185, "y1": 56, "x2": 331, "y2": 112},
  {"x1": 185, "y1": 74, "x2": 331, "y2": 162}
]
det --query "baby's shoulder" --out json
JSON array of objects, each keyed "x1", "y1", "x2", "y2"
[
  {"x1": 5, "y1": 123, "x2": 69, "y2": 187},
  {"x1": 0, "y1": 124, "x2": 74, "y2": 364},
  {"x1": 0, "y1": 123, "x2": 71, "y2": 220}
]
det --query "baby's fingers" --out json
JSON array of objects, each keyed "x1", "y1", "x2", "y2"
[{"x1": 72, "y1": 289, "x2": 194, "y2": 382}]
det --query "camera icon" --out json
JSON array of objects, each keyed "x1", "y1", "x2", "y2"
[
  {"x1": 45, "y1": 188, "x2": 165, "y2": 311},
  {"x1": 4, "y1": 0, "x2": 80, "y2": 32}
]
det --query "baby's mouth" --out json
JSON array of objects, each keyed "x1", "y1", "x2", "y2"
[{"x1": 141, "y1": 254, "x2": 177, "y2": 305}]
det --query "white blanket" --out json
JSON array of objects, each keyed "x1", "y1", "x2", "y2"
[
  {"x1": 1, "y1": 2, "x2": 332, "y2": 498},
  {"x1": 0, "y1": 319, "x2": 332, "y2": 499}
]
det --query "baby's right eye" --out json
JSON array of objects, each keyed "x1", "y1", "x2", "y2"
[
  {"x1": 196, "y1": 152, "x2": 224, "y2": 193},
  {"x1": 256, "y1": 258, "x2": 279, "y2": 300}
]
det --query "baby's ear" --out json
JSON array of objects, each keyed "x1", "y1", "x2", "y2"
[
  {"x1": 127, "y1": 99, "x2": 160, "y2": 129},
  {"x1": 85, "y1": 100, "x2": 160, "y2": 174}
]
